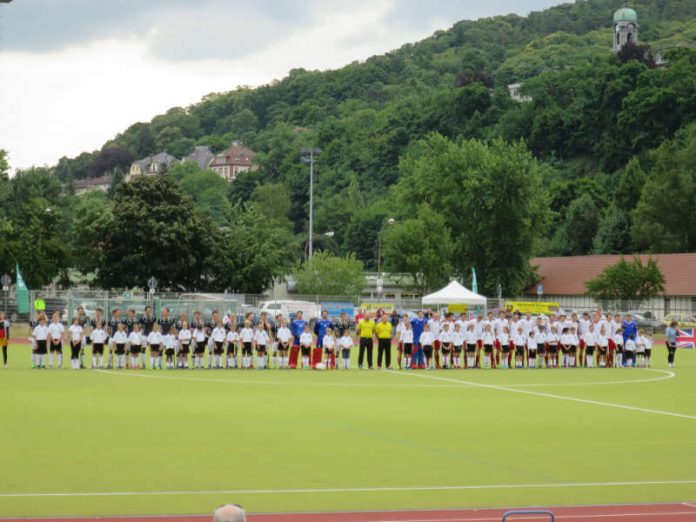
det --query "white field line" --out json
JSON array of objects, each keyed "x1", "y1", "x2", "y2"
[
  {"x1": 94, "y1": 368, "x2": 675, "y2": 390},
  {"x1": 2, "y1": 480, "x2": 696, "y2": 499},
  {"x1": 389, "y1": 370, "x2": 696, "y2": 421}
]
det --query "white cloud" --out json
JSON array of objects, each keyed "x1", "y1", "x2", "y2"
[{"x1": 0, "y1": 0, "x2": 565, "y2": 171}]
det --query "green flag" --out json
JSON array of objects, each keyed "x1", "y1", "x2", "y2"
[
  {"x1": 471, "y1": 267, "x2": 478, "y2": 295},
  {"x1": 16, "y1": 264, "x2": 30, "y2": 314}
]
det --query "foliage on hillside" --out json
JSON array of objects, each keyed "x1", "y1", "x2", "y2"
[{"x1": 3, "y1": 0, "x2": 696, "y2": 292}]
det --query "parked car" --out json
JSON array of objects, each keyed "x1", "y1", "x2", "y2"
[
  {"x1": 662, "y1": 313, "x2": 696, "y2": 329},
  {"x1": 627, "y1": 312, "x2": 661, "y2": 332}
]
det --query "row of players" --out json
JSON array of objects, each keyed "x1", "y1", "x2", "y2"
[{"x1": 29, "y1": 307, "x2": 654, "y2": 370}]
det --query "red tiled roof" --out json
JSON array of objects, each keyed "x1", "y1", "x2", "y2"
[
  {"x1": 210, "y1": 143, "x2": 256, "y2": 167},
  {"x1": 528, "y1": 254, "x2": 696, "y2": 296}
]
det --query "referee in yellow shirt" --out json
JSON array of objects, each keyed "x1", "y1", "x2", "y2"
[
  {"x1": 375, "y1": 314, "x2": 393, "y2": 370},
  {"x1": 356, "y1": 312, "x2": 376, "y2": 369}
]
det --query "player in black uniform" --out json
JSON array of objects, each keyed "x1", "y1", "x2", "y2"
[
  {"x1": 139, "y1": 306, "x2": 157, "y2": 369},
  {"x1": 157, "y1": 307, "x2": 174, "y2": 335},
  {"x1": 123, "y1": 308, "x2": 138, "y2": 367}
]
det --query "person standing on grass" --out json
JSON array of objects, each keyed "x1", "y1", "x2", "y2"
[
  {"x1": 289, "y1": 310, "x2": 307, "y2": 369},
  {"x1": 32, "y1": 315, "x2": 49, "y2": 368},
  {"x1": 214, "y1": 504, "x2": 246, "y2": 522},
  {"x1": 0, "y1": 311, "x2": 9, "y2": 368},
  {"x1": 622, "y1": 314, "x2": 637, "y2": 345},
  {"x1": 665, "y1": 321, "x2": 678, "y2": 368},
  {"x1": 356, "y1": 311, "x2": 376, "y2": 369},
  {"x1": 375, "y1": 314, "x2": 393, "y2": 369},
  {"x1": 90, "y1": 322, "x2": 107, "y2": 369},
  {"x1": 410, "y1": 310, "x2": 428, "y2": 369},
  {"x1": 47, "y1": 311, "x2": 65, "y2": 369},
  {"x1": 68, "y1": 317, "x2": 83, "y2": 370}
]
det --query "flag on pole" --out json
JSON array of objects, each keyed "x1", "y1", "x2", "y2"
[
  {"x1": 15, "y1": 263, "x2": 30, "y2": 314},
  {"x1": 471, "y1": 267, "x2": 478, "y2": 295},
  {"x1": 676, "y1": 328, "x2": 696, "y2": 349}
]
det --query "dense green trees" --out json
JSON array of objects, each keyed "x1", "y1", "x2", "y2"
[
  {"x1": 5, "y1": 0, "x2": 696, "y2": 293},
  {"x1": 586, "y1": 256, "x2": 665, "y2": 307},
  {"x1": 294, "y1": 253, "x2": 365, "y2": 296}
]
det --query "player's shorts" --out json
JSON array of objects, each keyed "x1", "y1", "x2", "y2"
[
  {"x1": 586, "y1": 345, "x2": 595, "y2": 356},
  {"x1": 115, "y1": 343, "x2": 126, "y2": 355},
  {"x1": 341, "y1": 349, "x2": 351, "y2": 359},
  {"x1": 548, "y1": 344, "x2": 558, "y2": 354},
  {"x1": 150, "y1": 344, "x2": 160, "y2": 353},
  {"x1": 50, "y1": 341, "x2": 62, "y2": 352},
  {"x1": 36, "y1": 339, "x2": 48, "y2": 354},
  {"x1": 537, "y1": 343, "x2": 546, "y2": 354},
  {"x1": 598, "y1": 346, "x2": 607, "y2": 355},
  {"x1": 483, "y1": 344, "x2": 493, "y2": 354},
  {"x1": 165, "y1": 348, "x2": 175, "y2": 357},
  {"x1": 180, "y1": 344, "x2": 190, "y2": 355},
  {"x1": 645, "y1": 348, "x2": 652, "y2": 358},
  {"x1": 226, "y1": 343, "x2": 236, "y2": 355},
  {"x1": 467, "y1": 343, "x2": 477, "y2": 353},
  {"x1": 515, "y1": 346, "x2": 525, "y2": 356},
  {"x1": 570, "y1": 345, "x2": 578, "y2": 354},
  {"x1": 300, "y1": 346, "x2": 310, "y2": 356},
  {"x1": 214, "y1": 341, "x2": 225, "y2": 355},
  {"x1": 454, "y1": 345, "x2": 462, "y2": 353},
  {"x1": 256, "y1": 345, "x2": 267, "y2": 354},
  {"x1": 403, "y1": 343, "x2": 412, "y2": 355},
  {"x1": 502, "y1": 343, "x2": 511, "y2": 353},
  {"x1": 92, "y1": 343, "x2": 104, "y2": 355},
  {"x1": 528, "y1": 349, "x2": 537, "y2": 359},
  {"x1": 277, "y1": 342, "x2": 289, "y2": 351},
  {"x1": 441, "y1": 343, "x2": 452, "y2": 353},
  {"x1": 242, "y1": 342, "x2": 252, "y2": 356},
  {"x1": 423, "y1": 345, "x2": 433, "y2": 358},
  {"x1": 616, "y1": 345, "x2": 624, "y2": 353},
  {"x1": 324, "y1": 348, "x2": 335, "y2": 355},
  {"x1": 130, "y1": 345, "x2": 141, "y2": 355},
  {"x1": 195, "y1": 341, "x2": 206, "y2": 354}
]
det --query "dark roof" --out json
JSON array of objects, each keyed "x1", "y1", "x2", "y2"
[
  {"x1": 529, "y1": 254, "x2": 696, "y2": 296},
  {"x1": 73, "y1": 174, "x2": 113, "y2": 190},
  {"x1": 182, "y1": 146, "x2": 215, "y2": 170}
]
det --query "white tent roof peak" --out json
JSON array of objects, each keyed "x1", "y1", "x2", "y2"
[{"x1": 422, "y1": 280, "x2": 486, "y2": 305}]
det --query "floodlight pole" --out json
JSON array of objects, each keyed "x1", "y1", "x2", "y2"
[{"x1": 300, "y1": 147, "x2": 321, "y2": 259}]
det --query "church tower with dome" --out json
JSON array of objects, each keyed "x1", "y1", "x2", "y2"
[{"x1": 613, "y1": 1, "x2": 639, "y2": 52}]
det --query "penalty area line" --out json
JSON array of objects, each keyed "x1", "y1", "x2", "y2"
[
  {"x1": 2, "y1": 479, "x2": 696, "y2": 498},
  {"x1": 389, "y1": 370, "x2": 696, "y2": 421}
]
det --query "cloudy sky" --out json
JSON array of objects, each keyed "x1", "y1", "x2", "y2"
[{"x1": 0, "y1": 0, "x2": 565, "y2": 171}]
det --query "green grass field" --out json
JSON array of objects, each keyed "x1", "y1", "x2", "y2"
[{"x1": 1, "y1": 339, "x2": 696, "y2": 517}]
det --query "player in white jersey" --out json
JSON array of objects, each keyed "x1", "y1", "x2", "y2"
[
  {"x1": 254, "y1": 324, "x2": 270, "y2": 369},
  {"x1": 128, "y1": 324, "x2": 144, "y2": 369},
  {"x1": 68, "y1": 318, "x2": 83, "y2": 370}
]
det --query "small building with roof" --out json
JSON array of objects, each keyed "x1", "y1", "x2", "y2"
[
  {"x1": 613, "y1": 1, "x2": 639, "y2": 52},
  {"x1": 526, "y1": 254, "x2": 696, "y2": 318},
  {"x1": 182, "y1": 146, "x2": 215, "y2": 170},
  {"x1": 208, "y1": 141, "x2": 257, "y2": 182},
  {"x1": 127, "y1": 151, "x2": 178, "y2": 181}
]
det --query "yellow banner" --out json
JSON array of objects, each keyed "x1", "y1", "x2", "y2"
[
  {"x1": 448, "y1": 304, "x2": 469, "y2": 313},
  {"x1": 505, "y1": 301, "x2": 560, "y2": 315},
  {"x1": 360, "y1": 302, "x2": 395, "y2": 313}
]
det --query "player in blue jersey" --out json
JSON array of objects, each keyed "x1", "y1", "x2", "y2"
[
  {"x1": 410, "y1": 310, "x2": 428, "y2": 369},
  {"x1": 313, "y1": 310, "x2": 332, "y2": 349},
  {"x1": 288, "y1": 310, "x2": 308, "y2": 369}
]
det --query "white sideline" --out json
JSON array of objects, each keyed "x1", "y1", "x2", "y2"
[
  {"x1": 2, "y1": 479, "x2": 696, "y2": 498},
  {"x1": 389, "y1": 370, "x2": 696, "y2": 421},
  {"x1": 94, "y1": 368, "x2": 675, "y2": 390}
]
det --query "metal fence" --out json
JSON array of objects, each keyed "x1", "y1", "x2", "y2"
[{"x1": 3, "y1": 288, "x2": 694, "y2": 324}]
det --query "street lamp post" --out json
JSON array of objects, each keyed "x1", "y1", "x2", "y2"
[
  {"x1": 376, "y1": 218, "x2": 396, "y2": 276},
  {"x1": 300, "y1": 147, "x2": 321, "y2": 259}
]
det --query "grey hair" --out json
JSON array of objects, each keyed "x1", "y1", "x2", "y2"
[{"x1": 213, "y1": 504, "x2": 246, "y2": 522}]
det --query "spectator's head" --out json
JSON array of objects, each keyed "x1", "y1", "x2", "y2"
[
  {"x1": 670, "y1": 321, "x2": 678, "y2": 328},
  {"x1": 213, "y1": 504, "x2": 246, "y2": 522}
]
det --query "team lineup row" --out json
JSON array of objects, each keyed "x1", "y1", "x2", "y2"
[{"x1": 24, "y1": 307, "x2": 672, "y2": 371}]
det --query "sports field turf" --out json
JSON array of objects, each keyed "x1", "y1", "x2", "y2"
[{"x1": 1, "y1": 342, "x2": 695, "y2": 518}]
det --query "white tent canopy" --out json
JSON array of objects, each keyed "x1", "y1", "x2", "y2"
[{"x1": 422, "y1": 280, "x2": 487, "y2": 306}]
